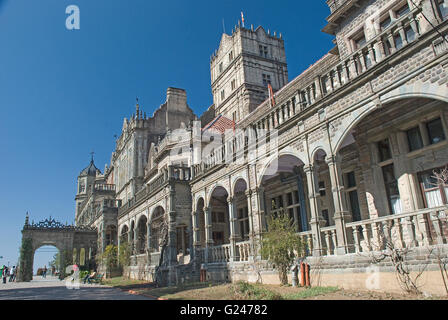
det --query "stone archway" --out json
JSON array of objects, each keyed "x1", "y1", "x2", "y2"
[{"x1": 17, "y1": 216, "x2": 97, "y2": 282}]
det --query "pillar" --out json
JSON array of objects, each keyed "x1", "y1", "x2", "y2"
[
  {"x1": 167, "y1": 188, "x2": 178, "y2": 265},
  {"x1": 304, "y1": 164, "x2": 323, "y2": 256},
  {"x1": 326, "y1": 155, "x2": 350, "y2": 255},
  {"x1": 228, "y1": 197, "x2": 238, "y2": 262},
  {"x1": 204, "y1": 206, "x2": 213, "y2": 264}
]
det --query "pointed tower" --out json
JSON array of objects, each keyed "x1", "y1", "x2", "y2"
[
  {"x1": 75, "y1": 155, "x2": 101, "y2": 218},
  {"x1": 210, "y1": 25, "x2": 288, "y2": 122}
]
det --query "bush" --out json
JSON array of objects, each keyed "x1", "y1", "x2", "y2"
[
  {"x1": 260, "y1": 210, "x2": 304, "y2": 285},
  {"x1": 233, "y1": 281, "x2": 283, "y2": 300}
]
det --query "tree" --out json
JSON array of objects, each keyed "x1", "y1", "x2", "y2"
[
  {"x1": 260, "y1": 210, "x2": 303, "y2": 285},
  {"x1": 97, "y1": 245, "x2": 118, "y2": 277},
  {"x1": 118, "y1": 241, "x2": 131, "y2": 268}
]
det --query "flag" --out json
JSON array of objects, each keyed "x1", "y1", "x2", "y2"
[
  {"x1": 268, "y1": 83, "x2": 275, "y2": 107},
  {"x1": 241, "y1": 12, "x2": 245, "y2": 27}
]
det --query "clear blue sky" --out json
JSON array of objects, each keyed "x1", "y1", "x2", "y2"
[{"x1": 0, "y1": 0, "x2": 333, "y2": 272}]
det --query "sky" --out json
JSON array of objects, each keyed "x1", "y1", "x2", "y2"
[{"x1": 0, "y1": 0, "x2": 334, "y2": 272}]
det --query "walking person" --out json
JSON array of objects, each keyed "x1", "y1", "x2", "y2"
[
  {"x1": 43, "y1": 265, "x2": 47, "y2": 279},
  {"x1": 9, "y1": 266, "x2": 16, "y2": 282},
  {"x1": 1, "y1": 265, "x2": 7, "y2": 284}
]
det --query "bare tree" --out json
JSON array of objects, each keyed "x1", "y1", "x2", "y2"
[{"x1": 366, "y1": 222, "x2": 432, "y2": 295}]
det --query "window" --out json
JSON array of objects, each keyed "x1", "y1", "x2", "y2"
[
  {"x1": 405, "y1": 26, "x2": 416, "y2": 43},
  {"x1": 318, "y1": 181, "x2": 326, "y2": 197},
  {"x1": 219, "y1": 62, "x2": 223, "y2": 73},
  {"x1": 364, "y1": 51, "x2": 373, "y2": 68},
  {"x1": 438, "y1": 0, "x2": 448, "y2": 20},
  {"x1": 419, "y1": 167, "x2": 448, "y2": 208},
  {"x1": 394, "y1": 34, "x2": 403, "y2": 50},
  {"x1": 349, "y1": 191, "x2": 362, "y2": 222},
  {"x1": 231, "y1": 79, "x2": 236, "y2": 91},
  {"x1": 355, "y1": 35, "x2": 366, "y2": 50},
  {"x1": 380, "y1": 16, "x2": 392, "y2": 31},
  {"x1": 378, "y1": 138, "x2": 392, "y2": 162},
  {"x1": 262, "y1": 74, "x2": 271, "y2": 86},
  {"x1": 396, "y1": 3, "x2": 410, "y2": 18},
  {"x1": 212, "y1": 232, "x2": 224, "y2": 245},
  {"x1": 382, "y1": 164, "x2": 402, "y2": 214},
  {"x1": 220, "y1": 89, "x2": 225, "y2": 101},
  {"x1": 406, "y1": 126, "x2": 424, "y2": 151},
  {"x1": 321, "y1": 210, "x2": 329, "y2": 227},
  {"x1": 232, "y1": 111, "x2": 237, "y2": 123},
  {"x1": 383, "y1": 37, "x2": 393, "y2": 55},
  {"x1": 346, "y1": 171, "x2": 357, "y2": 189},
  {"x1": 259, "y1": 45, "x2": 268, "y2": 57},
  {"x1": 427, "y1": 118, "x2": 446, "y2": 145},
  {"x1": 229, "y1": 51, "x2": 234, "y2": 62},
  {"x1": 238, "y1": 207, "x2": 250, "y2": 241}
]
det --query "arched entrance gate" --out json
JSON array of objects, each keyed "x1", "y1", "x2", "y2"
[{"x1": 17, "y1": 215, "x2": 97, "y2": 282}]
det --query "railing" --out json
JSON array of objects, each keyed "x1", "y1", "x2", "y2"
[
  {"x1": 208, "y1": 244, "x2": 231, "y2": 263},
  {"x1": 94, "y1": 183, "x2": 116, "y2": 192},
  {"x1": 298, "y1": 230, "x2": 314, "y2": 257},
  {"x1": 433, "y1": 35, "x2": 448, "y2": 56},
  {"x1": 150, "y1": 252, "x2": 161, "y2": 266},
  {"x1": 320, "y1": 226, "x2": 338, "y2": 256},
  {"x1": 236, "y1": 241, "x2": 252, "y2": 262},
  {"x1": 346, "y1": 207, "x2": 448, "y2": 254}
]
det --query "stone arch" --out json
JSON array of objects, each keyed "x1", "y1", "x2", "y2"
[
  {"x1": 207, "y1": 183, "x2": 230, "y2": 206},
  {"x1": 136, "y1": 215, "x2": 148, "y2": 254},
  {"x1": 231, "y1": 176, "x2": 248, "y2": 195},
  {"x1": 149, "y1": 203, "x2": 166, "y2": 222},
  {"x1": 332, "y1": 83, "x2": 448, "y2": 153},
  {"x1": 258, "y1": 153, "x2": 310, "y2": 233},
  {"x1": 18, "y1": 217, "x2": 97, "y2": 282},
  {"x1": 208, "y1": 185, "x2": 231, "y2": 245},
  {"x1": 149, "y1": 206, "x2": 166, "y2": 252},
  {"x1": 257, "y1": 147, "x2": 307, "y2": 188}
]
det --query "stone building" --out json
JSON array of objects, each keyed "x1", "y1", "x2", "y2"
[{"x1": 75, "y1": 0, "x2": 448, "y2": 293}]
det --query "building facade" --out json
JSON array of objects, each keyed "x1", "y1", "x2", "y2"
[{"x1": 75, "y1": 0, "x2": 448, "y2": 293}]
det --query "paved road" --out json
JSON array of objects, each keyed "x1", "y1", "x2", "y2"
[{"x1": 0, "y1": 276, "x2": 153, "y2": 300}]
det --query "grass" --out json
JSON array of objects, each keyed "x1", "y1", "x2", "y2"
[
  {"x1": 102, "y1": 276, "x2": 151, "y2": 288},
  {"x1": 282, "y1": 286, "x2": 340, "y2": 300}
]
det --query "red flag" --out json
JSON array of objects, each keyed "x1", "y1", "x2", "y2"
[
  {"x1": 241, "y1": 12, "x2": 245, "y2": 27},
  {"x1": 268, "y1": 83, "x2": 275, "y2": 107}
]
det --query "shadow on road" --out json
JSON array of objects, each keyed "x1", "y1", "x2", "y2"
[{"x1": 0, "y1": 285, "x2": 153, "y2": 300}]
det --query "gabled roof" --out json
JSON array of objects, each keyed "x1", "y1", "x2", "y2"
[{"x1": 202, "y1": 115, "x2": 235, "y2": 135}]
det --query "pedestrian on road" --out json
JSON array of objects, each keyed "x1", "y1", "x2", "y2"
[
  {"x1": 1, "y1": 265, "x2": 6, "y2": 284},
  {"x1": 43, "y1": 265, "x2": 47, "y2": 278},
  {"x1": 9, "y1": 266, "x2": 16, "y2": 282}
]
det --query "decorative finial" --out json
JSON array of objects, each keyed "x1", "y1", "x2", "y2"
[
  {"x1": 90, "y1": 151, "x2": 95, "y2": 163},
  {"x1": 24, "y1": 212, "x2": 29, "y2": 226}
]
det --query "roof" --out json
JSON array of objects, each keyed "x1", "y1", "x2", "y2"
[
  {"x1": 202, "y1": 115, "x2": 235, "y2": 135},
  {"x1": 79, "y1": 159, "x2": 101, "y2": 177}
]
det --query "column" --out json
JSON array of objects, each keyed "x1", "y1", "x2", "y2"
[
  {"x1": 314, "y1": 78, "x2": 322, "y2": 100},
  {"x1": 326, "y1": 155, "x2": 350, "y2": 255},
  {"x1": 397, "y1": 24, "x2": 408, "y2": 46},
  {"x1": 146, "y1": 221, "x2": 151, "y2": 256},
  {"x1": 102, "y1": 227, "x2": 107, "y2": 254},
  {"x1": 246, "y1": 190, "x2": 256, "y2": 261},
  {"x1": 204, "y1": 206, "x2": 213, "y2": 264},
  {"x1": 133, "y1": 226, "x2": 137, "y2": 256},
  {"x1": 75, "y1": 248, "x2": 81, "y2": 265},
  {"x1": 167, "y1": 188, "x2": 178, "y2": 265},
  {"x1": 304, "y1": 164, "x2": 323, "y2": 256},
  {"x1": 228, "y1": 197, "x2": 238, "y2": 262}
]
